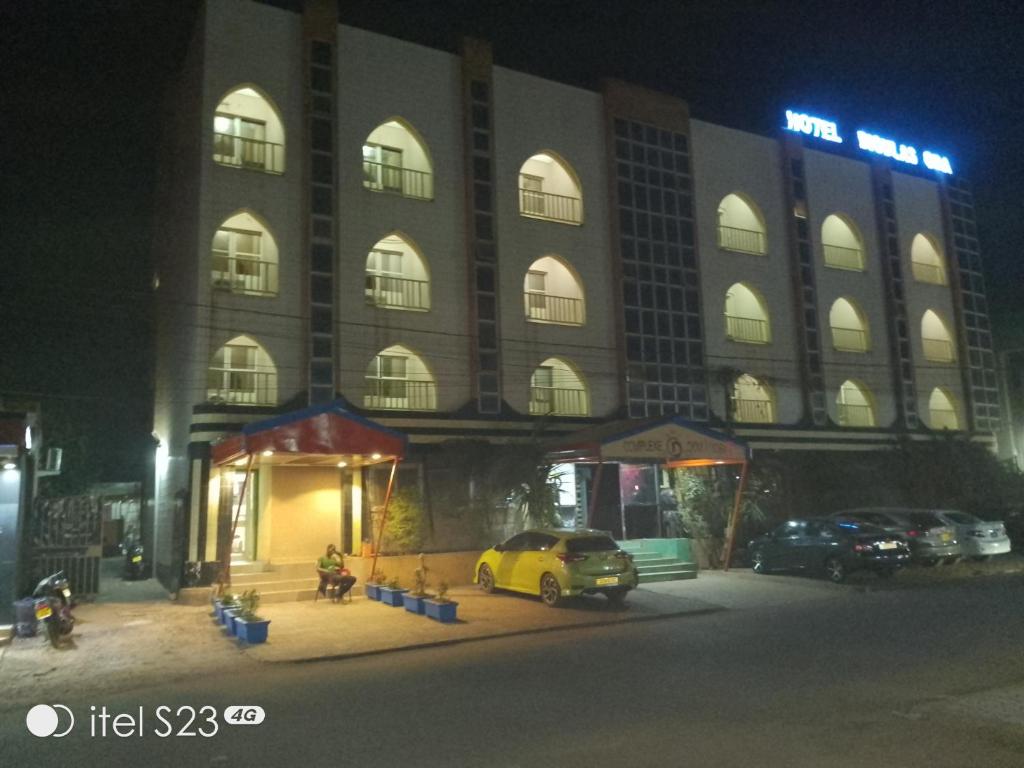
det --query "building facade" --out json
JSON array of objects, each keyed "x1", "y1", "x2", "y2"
[{"x1": 152, "y1": 0, "x2": 1000, "y2": 587}]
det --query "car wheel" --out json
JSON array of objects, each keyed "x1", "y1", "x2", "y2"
[
  {"x1": 478, "y1": 564, "x2": 495, "y2": 593},
  {"x1": 970, "y1": 555, "x2": 989, "y2": 562},
  {"x1": 540, "y1": 574, "x2": 563, "y2": 607},
  {"x1": 824, "y1": 557, "x2": 846, "y2": 583},
  {"x1": 605, "y1": 589, "x2": 628, "y2": 608},
  {"x1": 942, "y1": 556, "x2": 959, "y2": 565},
  {"x1": 751, "y1": 551, "x2": 768, "y2": 574}
]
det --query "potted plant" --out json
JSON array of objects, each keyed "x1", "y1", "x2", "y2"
[
  {"x1": 424, "y1": 581, "x2": 458, "y2": 623},
  {"x1": 365, "y1": 570, "x2": 385, "y2": 601},
  {"x1": 234, "y1": 589, "x2": 271, "y2": 645},
  {"x1": 378, "y1": 576, "x2": 408, "y2": 607},
  {"x1": 217, "y1": 593, "x2": 239, "y2": 626},
  {"x1": 402, "y1": 566, "x2": 431, "y2": 615}
]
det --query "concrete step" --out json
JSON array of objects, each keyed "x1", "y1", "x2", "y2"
[
  {"x1": 631, "y1": 555, "x2": 681, "y2": 567},
  {"x1": 638, "y1": 569, "x2": 698, "y2": 584},
  {"x1": 227, "y1": 578, "x2": 321, "y2": 593},
  {"x1": 230, "y1": 561, "x2": 271, "y2": 575},
  {"x1": 260, "y1": 584, "x2": 365, "y2": 604},
  {"x1": 636, "y1": 562, "x2": 696, "y2": 576}
]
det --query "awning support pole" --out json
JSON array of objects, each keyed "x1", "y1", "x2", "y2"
[
  {"x1": 722, "y1": 459, "x2": 749, "y2": 572},
  {"x1": 587, "y1": 460, "x2": 604, "y2": 530},
  {"x1": 219, "y1": 452, "x2": 254, "y2": 591},
  {"x1": 369, "y1": 458, "x2": 399, "y2": 581}
]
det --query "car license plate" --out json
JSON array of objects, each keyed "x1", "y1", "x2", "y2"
[
  {"x1": 878, "y1": 541, "x2": 897, "y2": 550},
  {"x1": 131, "y1": 555, "x2": 142, "y2": 563},
  {"x1": 35, "y1": 604, "x2": 52, "y2": 620},
  {"x1": 941, "y1": 533, "x2": 952, "y2": 542},
  {"x1": 595, "y1": 576, "x2": 619, "y2": 586}
]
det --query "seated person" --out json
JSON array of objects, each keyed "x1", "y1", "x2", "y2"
[{"x1": 316, "y1": 544, "x2": 357, "y2": 601}]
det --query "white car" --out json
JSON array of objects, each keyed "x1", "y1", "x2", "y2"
[{"x1": 933, "y1": 510, "x2": 1011, "y2": 561}]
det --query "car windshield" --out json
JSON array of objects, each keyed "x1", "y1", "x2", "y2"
[
  {"x1": 908, "y1": 512, "x2": 945, "y2": 529},
  {"x1": 833, "y1": 519, "x2": 885, "y2": 534},
  {"x1": 565, "y1": 536, "x2": 619, "y2": 553}
]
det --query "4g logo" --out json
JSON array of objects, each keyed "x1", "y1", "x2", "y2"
[{"x1": 224, "y1": 706, "x2": 266, "y2": 725}]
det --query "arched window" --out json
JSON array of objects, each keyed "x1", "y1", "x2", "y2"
[
  {"x1": 213, "y1": 86, "x2": 285, "y2": 174},
  {"x1": 523, "y1": 255, "x2": 585, "y2": 326},
  {"x1": 364, "y1": 345, "x2": 436, "y2": 411},
  {"x1": 910, "y1": 233, "x2": 947, "y2": 285},
  {"x1": 364, "y1": 233, "x2": 430, "y2": 311},
  {"x1": 731, "y1": 374, "x2": 775, "y2": 423},
  {"x1": 725, "y1": 283, "x2": 771, "y2": 344},
  {"x1": 529, "y1": 358, "x2": 589, "y2": 416},
  {"x1": 929, "y1": 388, "x2": 960, "y2": 430},
  {"x1": 717, "y1": 193, "x2": 766, "y2": 255},
  {"x1": 836, "y1": 380, "x2": 875, "y2": 427},
  {"x1": 518, "y1": 152, "x2": 582, "y2": 225},
  {"x1": 211, "y1": 211, "x2": 279, "y2": 296},
  {"x1": 829, "y1": 297, "x2": 869, "y2": 353},
  {"x1": 362, "y1": 119, "x2": 433, "y2": 200},
  {"x1": 921, "y1": 309, "x2": 956, "y2": 363},
  {"x1": 821, "y1": 214, "x2": 865, "y2": 271},
  {"x1": 207, "y1": 335, "x2": 277, "y2": 405}
]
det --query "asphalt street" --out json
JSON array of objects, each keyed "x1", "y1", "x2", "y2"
[{"x1": 2, "y1": 572, "x2": 1023, "y2": 768}]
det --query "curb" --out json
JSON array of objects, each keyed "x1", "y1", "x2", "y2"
[{"x1": 269, "y1": 605, "x2": 726, "y2": 666}]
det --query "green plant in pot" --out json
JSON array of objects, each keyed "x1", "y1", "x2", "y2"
[
  {"x1": 379, "y1": 576, "x2": 408, "y2": 607},
  {"x1": 365, "y1": 570, "x2": 385, "y2": 601},
  {"x1": 234, "y1": 589, "x2": 271, "y2": 644},
  {"x1": 424, "y1": 580, "x2": 458, "y2": 623},
  {"x1": 217, "y1": 592, "x2": 239, "y2": 626},
  {"x1": 402, "y1": 560, "x2": 432, "y2": 615}
]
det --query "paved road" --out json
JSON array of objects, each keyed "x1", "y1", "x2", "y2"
[{"x1": 3, "y1": 572, "x2": 1023, "y2": 768}]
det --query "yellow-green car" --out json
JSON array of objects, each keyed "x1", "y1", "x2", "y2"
[{"x1": 473, "y1": 529, "x2": 639, "y2": 607}]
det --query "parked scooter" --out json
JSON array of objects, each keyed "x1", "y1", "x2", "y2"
[
  {"x1": 122, "y1": 537, "x2": 146, "y2": 580},
  {"x1": 32, "y1": 571, "x2": 75, "y2": 648}
]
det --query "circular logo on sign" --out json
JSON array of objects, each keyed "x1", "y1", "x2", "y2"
[{"x1": 668, "y1": 437, "x2": 683, "y2": 459}]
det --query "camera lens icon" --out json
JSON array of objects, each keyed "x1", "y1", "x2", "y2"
[{"x1": 26, "y1": 704, "x2": 74, "y2": 738}]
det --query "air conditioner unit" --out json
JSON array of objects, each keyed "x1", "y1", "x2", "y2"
[{"x1": 43, "y1": 447, "x2": 63, "y2": 473}]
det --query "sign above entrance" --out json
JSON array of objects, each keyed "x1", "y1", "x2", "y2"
[{"x1": 601, "y1": 421, "x2": 748, "y2": 465}]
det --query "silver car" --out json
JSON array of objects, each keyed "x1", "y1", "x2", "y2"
[
  {"x1": 831, "y1": 507, "x2": 961, "y2": 565},
  {"x1": 932, "y1": 510, "x2": 1011, "y2": 561}
]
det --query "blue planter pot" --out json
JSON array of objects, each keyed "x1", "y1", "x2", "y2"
[
  {"x1": 235, "y1": 617, "x2": 271, "y2": 644},
  {"x1": 223, "y1": 608, "x2": 241, "y2": 636},
  {"x1": 424, "y1": 600, "x2": 458, "y2": 623},
  {"x1": 379, "y1": 587, "x2": 408, "y2": 607},
  {"x1": 218, "y1": 603, "x2": 238, "y2": 625},
  {"x1": 402, "y1": 593, "x2": 428, "y2": 614},
  {"x1": 365, "y1": 584, "x2": 382, "y2": 601}
]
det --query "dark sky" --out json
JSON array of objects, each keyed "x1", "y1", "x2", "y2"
[{"x1": 2, "y1": 0, "x2": 1022, "y2": 483}]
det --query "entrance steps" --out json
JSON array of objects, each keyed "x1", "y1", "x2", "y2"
[
  {"x1": 227, "y1": 561, "x2": 353, "y2": 604},
  {"x1": 617, "y1": 539, "x2": 698, "y2": 584}
]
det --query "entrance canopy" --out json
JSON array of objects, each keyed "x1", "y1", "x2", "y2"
[
  {"x1": 211, "y1": 401, "x2": 407, "y2": 468},
  {"x1": 546, "y1": 415, "x2": 750, "y2": 467}
]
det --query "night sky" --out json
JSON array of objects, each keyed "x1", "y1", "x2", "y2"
[{"x1": 2, "y1": 0, "x2": 1022, "y2": 486}]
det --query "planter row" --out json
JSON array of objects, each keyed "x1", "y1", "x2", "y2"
[
  {"x1": 213, "y1": 600, "x2": 270, "y2": 644},
  {"x1": 365, "y1": 584, "x2": 458, "y2": 623}
]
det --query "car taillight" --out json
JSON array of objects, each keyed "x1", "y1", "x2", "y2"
[
  {"x1": 557, "y1": 553, "x2": 588, "y2": 564},
  {"x1": 905, "y1": 530, "x2": 922, "y2": 537},
  {"x1": 853, "y1": 543, "x2": 874, "y2": 552}
]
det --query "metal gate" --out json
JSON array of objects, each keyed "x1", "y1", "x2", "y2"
[{"x1": 30, "y1": 496, "x2": 102, "y2": 596}]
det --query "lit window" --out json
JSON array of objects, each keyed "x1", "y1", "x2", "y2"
[
  {"x1": 212, "y1": 87, "x2": 285, "y2": 174},
  {"x1": 518, "y1": 153, "x2": 582, "y2": 225},
  {"x1": 724, "y1": 283, "x2": 771, "y2": 344},
  {"x1": 717, "y1": 194, "x2": 766, "y2": 255},
  {"x1": 362, "y1": 120, "x2": 433, "y2": 200},
  {"x1": 364, "y1": 345, "x2": 436, "y2": 411},
  {"x1": 529, "y1": 357, "x2": 588, "y2": 416},
  {"x1": 822, "y1": 214, "x2": 865, "y2": 271},
  {"x1": 207, "y1": 336, "x2": 277, "y2": 405}
]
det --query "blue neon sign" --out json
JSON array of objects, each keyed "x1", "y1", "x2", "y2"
[{"x1": 783, "y1": 109, "x2": 953, "y2": 175}]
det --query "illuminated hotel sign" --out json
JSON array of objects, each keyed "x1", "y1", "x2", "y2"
[{"x1": 784, "y1": 109, "x2": 953, "y2": 175}]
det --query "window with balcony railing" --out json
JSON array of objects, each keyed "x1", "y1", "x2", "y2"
[
  {"x1": 212, "y1": 86, "x2": 286, "y2": 175},
  {"x1": 829, "y1": 297, "x2": 869, "y2": 353},
  {"x1": 910, "y1": 233, "x2": 947, "y2": 285},
  {"x1": 928, "y1": 387, "x2": 960, "y2": 430},
  {"x1": 364, "y1": 347, "x2": 437, "y2": 411},
  {"x1": 717, "y1": 225, "x2": 766, "y2": 255},
  {"x1": 837, "y1": 380, "x2": 875, "y2": 427},
  {"x1": 921, "y1": 309, "x2": 956, "y2": 363},
  {"x1": 364, "y1": 238, "x2": 431, "y2": 311},
  {"x1": 831, "y1": 326, "x2": 868, "y2": 353},
  {"x1": 212, "y1": 223, "x2": 278, "y2": 296},
  {"x1": 725, "y1": 314, "x2": 770, "y2": 344},
  {"x1": 361, "y1": 120, "x2": 434, "y2": 201},
  {"x1": 823, "y1": 243, "x2": 864, "y2": 271},
  {"x1": 717, "y1": 193, "x2": 767, "y2": 255},
  {"x1": 207, "y1": 338, "x2": 277, "y2": 405},
  {"x1": 822, "y1": 214, "x2": 865, "y2": 271},
  {"x1": 523, "y1": 259, "x2": 585, "y2": 326},
  {"x1": 731, "y1": 374, "x2": 775, "y2": 423},
  {"x1": 529, "y1": 359, "x2": 589, "y2": 416},
  {"x1": 517, "y1": 153, "x2": 583, "y2": 225}
]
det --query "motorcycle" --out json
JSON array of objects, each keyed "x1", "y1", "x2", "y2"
[
  {"x1": 122, "y1": 537, "x2": 146, "y2": 580},
  {"x1": 32, "y1": 571, "x2": 75, "y2": 648}
]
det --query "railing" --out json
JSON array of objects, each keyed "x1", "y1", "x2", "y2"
[
  {"x1": 923, "y1": 337, "x2": 956, "y2": 363},
  {"x1": 930, "y1": 407, "x2": 958, "y2": 430},
  {"x1": 524, "y1": 292, "x2": 584, "y2": 325},
  {"x1": 213, "y1": 133, "x2": 284, "y2": 174},
  {"x1": 732, "y1": 398, "x2": 774, "y2": 423},
  {"x1": 365, "y1": 274, "x2": 430, "y2": 310},
  {"x1": 912, "y1": 260, "x2": 946, "y2": 284},
  {"x1": 363, "y1": 379, "x2": 437, "y2": 411},
  {"x1": 518, "y1": 189, "x2": 582, "y2": 225},
  {"x1": 823, "y1": 243, "x2": 864, "y2": 271},
  {"x1": 362, "y1": 161, "x2": 434, "y2": 200},
  {"x1": 529, "y1": 387, "x2": 588, "y2": 416},
  {"x1": 717, "y1": 225, "x2": 766, "y2": 255},
  {"x1": 831, "y1": 326, "x2": 868, "y2": 353},
  {"x1": 206, "y1": 369, "x2": 277, "y2": 405},
  {"x1": 838, "y1": 403, "x2": 874, "y2": 427},
  {"x1": 211, "y1": 256, "x2": 277, "y2": 296},
  {"x1": 725, "y1": 314, "x2": 770, "y2": 343}
]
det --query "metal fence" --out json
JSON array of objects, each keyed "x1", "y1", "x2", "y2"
[
  {"x1": 923, "y1": 337, "x2": 956, "y2": 363},
  {"x1": 365, "y1": 274, "x2": 430, "y2": 310},
  {"x1": 213, "y1": 134, "x2": 284, "y2": 174},
  {"x1": 732, "y1": 398, "x2": 774, "y2": 423},
  {"x1": 524, "y1": 292, "x2": 584, "y2": 325},
  {"x1": 838, "y1": 403, "x2": 874, "y2": 427},
  {"x1": 211, "y1": 256, "x2": 277, "y2": 295},
  {"x1": 717, "y1": 225, "x2": 766, "y2": 255},
  {"x1": 518, "y1": 189, "x2": 582, "y2": 224},
  {"x1": 823, "y1": 243, "x2": 864, "y2": 270},
  {"x1": 911, "y1": 260, "x2": 945, "y2": 284},
  {"x1": 529, "y1": 387, "x2": 588, "y2": 416},
  {"x1": 364, "y1": 379, "x2": 437, "y2": 411},
  {"x1": 206, "y1": 369, "x2": 276, "y2": 405},
  {"x1": 362, "y1": 161, "x2": 434, "y2": 200},
  {"x1": 30, "y1": 496, "x2": 102, "y2": 597},
  {"x1": 831, "y1": 326, "x2": 868, "y2": 352},
  {"x1": 725, "y1": 314, "x2": 770, "y2": 343}
]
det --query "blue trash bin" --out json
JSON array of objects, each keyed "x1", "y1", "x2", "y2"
[{"x1": 14, "y1": 598, "x2": 37, "y2": 638}]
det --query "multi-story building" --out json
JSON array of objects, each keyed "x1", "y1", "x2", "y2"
[{"x1": 152, "y1": 0, "x2": 1000, "y2": 587}]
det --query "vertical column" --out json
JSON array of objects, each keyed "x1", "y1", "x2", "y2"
[
  {"x1": 461, "y1": 39, "x2": 502, "y2": 415},
  {"x1": 303, "y1": 0, "x2": 339, "y2": 406},
  {"x1": 780, "y1": 139, "x2": 827, "y2": 426},
  {"x1": 603, "y1": 81, "x2": 708, "y2": 420},
  {"x1": 871, "y1": 164, "x2": 919, "y2": 429},
  {"x1": 939, "y1": 177, "x2": 1001, "y2": 432}
]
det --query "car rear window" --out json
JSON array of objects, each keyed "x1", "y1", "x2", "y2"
[
  {"x1": 834, "y1": 520, "x2": 885, "y2": 534},
  {"x1": 908, "y1": 512, "x2": 944, "y2": 528},
  {"x1": 565, "y1": 536, "x2": 619, "y2": 553}
]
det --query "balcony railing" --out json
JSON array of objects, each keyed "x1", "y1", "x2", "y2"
[
  {"x1": 717, "y1": 225, "x2": 766, "y2": 255},
  {"x1": 213, "y1": 133, "x2": 284, "y2": 174},
  {"x1": 363, "y1": 379, "x2": 437, "y2": 411},
  {"x1": 524, "y1": 292, "x2": 584, "y2": 325},
  {"x1": 362, "y1": 161, "x2": 433, "y2": 200},
  {"x1": 923, "y1": 337, "x2": 956, "y2": 363},
  {"x1": 207, "y1": 369, "x2": 276, "y2": 405},
  {"x1": 725, "y1": 314, "x2": 770, "y2": 344},
  {"x1": 519, "y1": 189, "x2": 582, "y2": 225},
  {"x1": 212, "y1": 256, "x2": 277, "y2": 296},
  {"x1": 529, "y1": 387, "x2": 588, "y2": 416},
  {"x1": 732, "y1": 398, "x2": 774, "y2": 423},
  {"x1": 831, "y1": 326, "x2": 868, "y2": 353},
  {"x1": 930, "y1": 407, "x2": 958, "y2": 430},
  {"x1": 837, "y1": 402, "x2": 874, "y2": 427},
  {"x1": 823, "y1": 243, "x2": 864, "y2": 271},
  {"x1": 912, "y1": 260, "x2": 946, "y2": 285},
  {"x1": 365, "y1": 274, "x2": 430, "y2": 311}
]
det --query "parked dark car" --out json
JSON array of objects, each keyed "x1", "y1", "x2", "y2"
[
  {"x1": 748, "y1": 518, "x2": 911, "y2": 583},
  {"x1": 830, "y1": 508, "x2": 960, "y2": 565}
]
